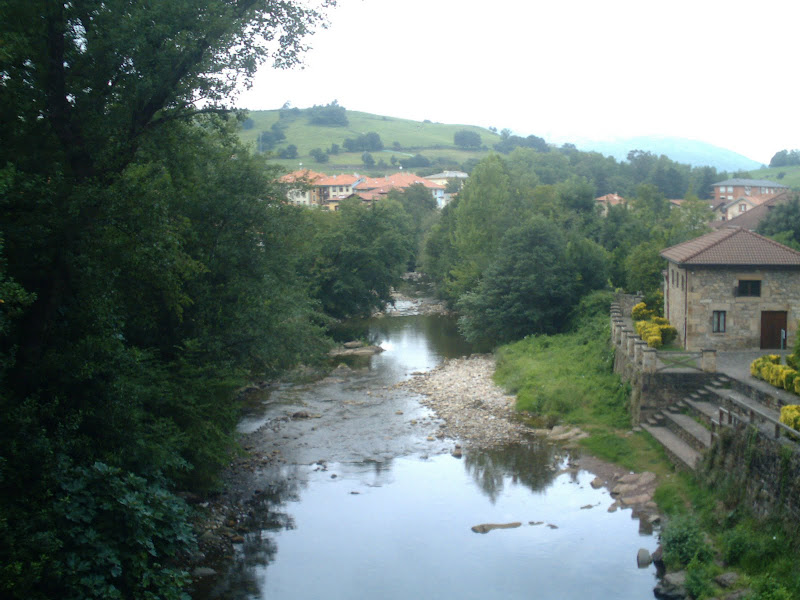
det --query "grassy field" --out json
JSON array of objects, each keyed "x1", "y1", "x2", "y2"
[{"x1": 237, "y1": 108, "x2": 499, "y2": 172}]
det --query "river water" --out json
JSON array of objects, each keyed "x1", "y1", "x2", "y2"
[{"x1": 196, "y1": 301, "x2": 658, "y2": 599}]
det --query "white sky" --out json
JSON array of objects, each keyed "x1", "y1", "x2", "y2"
[{"x1": 236, "y1": 0, "x2": 800, "y2": 164}]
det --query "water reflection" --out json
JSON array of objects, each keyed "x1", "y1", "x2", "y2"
[{"x1": 463, "y1": 442, "x2": 564, "y2": 503}]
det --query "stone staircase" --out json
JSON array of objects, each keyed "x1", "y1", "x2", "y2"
[{"x1": 641, "y1": 374, "x2": 790, "y2": 471}]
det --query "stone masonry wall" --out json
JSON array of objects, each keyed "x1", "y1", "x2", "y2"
[{"x1": 671, "y1": 266, "x2": 800, "y2": 351}]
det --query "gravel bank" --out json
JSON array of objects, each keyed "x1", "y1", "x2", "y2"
[{"x1": 398, "y1": 354, "x2": 534, "y2": 448}]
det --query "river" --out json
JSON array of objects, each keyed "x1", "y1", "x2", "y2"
[{"x1": 194, "y1": 298, "x2": 659, "y2": 599}]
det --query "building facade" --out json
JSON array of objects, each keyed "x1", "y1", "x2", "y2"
[{"x1": 661, "y1": 228, "x2": 800, "y2": 351}]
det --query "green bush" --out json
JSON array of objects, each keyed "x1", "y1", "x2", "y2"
[
  {"x1": 787, "y1": 354, "x2": 798, "y2": 370},
  {"x1": 751, "y1": 575, "x2": 793, "y2": 600},
  {"x1": 685, "y1": 555, "x2": 713, "y2": 599},
  {"x1": 661, "y1": 514, "x2": 712, "y2": 569}
]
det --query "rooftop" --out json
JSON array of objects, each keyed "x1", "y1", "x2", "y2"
[
  {"x1": 712, "y1": 178, "x2": 788, "y2": 189},
  {"x1": 660, "y1": 227, "x2": 800, "y2": 266}
]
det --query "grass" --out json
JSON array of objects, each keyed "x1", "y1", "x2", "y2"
[
  {"x1": 236, "y1": 109, "x2": 499, "y2": 171},
  {"x1": 747, "y1": 165, "x2": 800, "y2": 189}
]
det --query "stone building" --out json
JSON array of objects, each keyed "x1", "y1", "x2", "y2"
[{"x1": 660, "y1": 227, "x2": 800, "y2": 350}]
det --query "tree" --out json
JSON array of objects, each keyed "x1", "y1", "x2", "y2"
[
  {"x1": 306, "y1": 198, "x2": 414, "y2": 318},
  {"x1": 343, "y1": 132, "x2": 383, "y2": 152},
  {"x1": 362, "y1": 152, "x2": 375, "y2": 167},
  {"x1": 457, "y1": 218, "x2": 579, "y2": 345},
  {"x1": 758, "y1": 196, "x2": 800, "y2": 250},
  {"x1": 280, "y1": 144, "x2": 299, "y2": 159},
  {"x1": 454, "y1": 129, "x2": 482, "y2": 149},
  {"x1": 310, "y1": 148, "x2": 329, "y2": 163},
  {"x1": 399, "y1": 154, "x2": 431, "y2": 169},
  {"x1": 0, "y1": 1, "x2": 332, "y2": 598},
  {"x1": 328, "y1": 142, "x2": 340, "y2": 155},
  {"x1": 307, "y1": 100, "x2": 349, "y2": 126}
]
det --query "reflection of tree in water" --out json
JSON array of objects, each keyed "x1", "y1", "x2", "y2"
[
  {"x1": 195, "y1": 471, "x2": 303, "y2": 600},
  {"x1": 463, "y1": 443, "x2": 565, "y2": 504}
]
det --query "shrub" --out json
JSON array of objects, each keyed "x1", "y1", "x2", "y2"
[
  {"x1": 661, "y1": 514, "x2": 712, "y2": 569},
  {"x1": 631, "y1": 302, "x2": 653, "y2": 321},
  {"x1": 787, "y1": 353, "x2": 799, "y2": 370},
  {"x1": 780, "y1": 405, "x2": 800, "y2": 431},
  {"x1": 783, "y1": 369, "x2": 798, "y2": 392},
  {"x1": 635, "y1": 316, "x2": 677, "y2": 349},
  {"x1": 751, "y1": 575, "x2": 793, "y2": 600}
]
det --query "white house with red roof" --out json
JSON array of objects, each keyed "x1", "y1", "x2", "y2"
[{"x1": 353, "y1": 172, "x2": 445, "y2": 206}]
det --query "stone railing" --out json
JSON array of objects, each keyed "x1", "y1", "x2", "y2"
[{"x1": 610, "y1": 302, "x2": 715, "y2": 374}]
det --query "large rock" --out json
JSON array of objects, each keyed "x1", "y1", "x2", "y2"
[
  {"x1": 654, "y1": 571, "x2": 688, "y2": 600},
  {"x1": 637, "y1": 548, "x2": 652, "y2": 568}
]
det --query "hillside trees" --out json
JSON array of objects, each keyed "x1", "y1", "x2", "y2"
[
  {"x1": 758, "y1": 196, "x2": 800, "y2": 250},
  {"x1": 454, "y1": 129, "x2": 482, "y2": 149},
  {"x1": 308, "y1": 100, "x2": 349, "y2": 126},
  {"x1": 0, "y1": 1, "x2": 334, "y2": 598},
  {"x1": 343, "y1": 131, "x2": 384, "y2": 152},
  {"x1": 769, "y1": 149, "x2": 800, "y2": 168}
]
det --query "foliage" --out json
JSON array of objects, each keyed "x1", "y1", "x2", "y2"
[
  {"x1": 494, "y1": 293, "x2": 631, "y2": 428},
  {"x1": 758, "y1": 197, "x2": 800, "y2": 250},
  {"x1": 279, "y1": 144, "x2": 299, "y2": 158},
  {"x1": 310, "y1": 148, "x2": 329, "y2": 163},
  {"x1": 769, "y1": 149, "x2": 800, "y2": 168},
  {"x1": 302, "y1": 198, "x2": 414, "y2": 319},
  {"x1": 361, "y1": 151, "x2": 375, "y2": 167},
  {"x1": 779, "y1": 406, "x2": 800, "y2": 430},
  {"x1": 399, "y1": 154, "x2": 432, "y2": 169},
  {"x1": 0, "y1": 2, "x2": 333, "y2": 598},
  {"x1": 635, "y1": 316, "x2": 677, "y2": 349},
  {"x1": 307, "y1": 100, "x2": 349, "y2": 127},
  {"x1": 751, "y1": 356, "x2": 800, "y2": 396},
  {"x1": 625, "y1": 239, "x2": 666, "y2": 295},
  {"x1": 387, "y1": 185, "x2": 438, "y2": 268},
  {"x1": 632, "y1": 302, "x2": 654, "y2": 321},
  {"x1": 457, "y1": 218, "x2": 585, "y2": 345},
  {"x1": 454, "y1": 129, "x2": 482, "y2": 149},
  {"x1": 494, "y1": 133, "x2": 549, "y2": 154},
  {"x1": 343, "y1": 131, "x2": 384, "y2": 152},
  {"x1": 257, "y1": 121, "x2": 287, "y2": 152},
  {"x1": 660, "y1": 514, "x2": 712, "y2": 569}
]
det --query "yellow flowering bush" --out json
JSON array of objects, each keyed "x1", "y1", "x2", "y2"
[
  {"x1": 780, "y1": 405, "x2": 800, "y2": 431},
  {"x1": 635, "y1": 318, "x2": 678, "y2": 349},
  {"x1": 751, "y1": 355, "x2": 800, "y2": 396},
  {"x1": 631, "y1": 302, "x2": 653, "y2": 321}
]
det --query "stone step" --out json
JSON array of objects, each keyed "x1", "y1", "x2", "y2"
[
  {"x1": 684, "y1": 398, "x2": 719, "y2": 426},
  {"x1": 642, "y1": 424, "x2": 701, "y2": 471},
  {"x1": 662, "y1": 411, "x2": 712, "y2": 451}
]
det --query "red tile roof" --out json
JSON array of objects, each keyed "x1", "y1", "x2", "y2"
[
  {"x1": 355, "y1": 172, "x2": 444, "y2": 191},
  {"x1": 596, "y1": 193, "x2": 625, "y2": 206},
  {"x1": 315, "y1": 173, "x2": 362, "y2": 187},
  {"x1": 660, "y1": 227, "x2": 800, "y2": 266},
  {"x1": 279, "y1": 169, "x2": 326, "y2": 184}
]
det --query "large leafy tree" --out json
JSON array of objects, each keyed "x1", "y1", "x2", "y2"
[
  {"x1": 457, "y1": 217, "x2": 581, "y2": 345},
  {"x1": 0, "y1": 2, "x2": 333, "y2": 598}
]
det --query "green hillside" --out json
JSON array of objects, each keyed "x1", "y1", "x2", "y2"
[
  {"x1": 238, "y1": 108, "x2": 500, "y2": 173},
  {"x1": 746, "y1": 165, "x2": 800, "y2": 189}
]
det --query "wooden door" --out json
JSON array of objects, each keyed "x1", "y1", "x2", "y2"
[{"x1": 760, "y1": 311, "x2": 787, "y2": 349}]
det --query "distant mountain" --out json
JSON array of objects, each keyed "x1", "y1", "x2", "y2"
[{"x1": 573, "y1": 136, "x2": 763, "y2": 172}]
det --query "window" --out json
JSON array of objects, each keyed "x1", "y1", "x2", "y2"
[
  {"x1": 727, "y1": 186, "x2": 734, "y2": 193},
  {"x1": 745, "y1": 186, "x2": 751, "y2": 195},
  {"x1": 739, "y1": 203, "x2": 746, "y2": 213},
  {"x1": 737, "y1": 280, "x2": 761, "y2": 297},
  {"x1": 712, "y1": 311, "x2": 726, "y2": 333}
]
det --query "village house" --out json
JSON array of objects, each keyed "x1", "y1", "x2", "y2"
[
  {"x1": 711, "y1": 178, "x2": 789, "y2": 221},
  {"x1": 424, "y1": 170, "x2": 468, "y2": 205},
  {"x1": 710, "y1": 190, "x2": 792, "y2": 232},
  {"x1": 595, "y1": 193, "x2": 626, "y2": 216},
  {"x1": 661, "y1": 227, "x2": 800, "y2": 351},
  {"x1": 278, "y1": 169, "x2": 326, "y2": 206},
  {"x1": 353, "y1": 172, "x2": 445, "y2": 206}
]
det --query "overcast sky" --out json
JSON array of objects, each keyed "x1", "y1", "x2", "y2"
[{"x1": 236, "y1": 0, "x2": 799, "y2": 164}]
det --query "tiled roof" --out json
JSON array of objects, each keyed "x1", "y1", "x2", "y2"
[
  {"x1": 660, "y1": 227, "x2": 800, "y2": 266},
  {"x1": 424, "y1": 171, "x2": 468, "y2": 179},
  {"x1": 596, "y1": 193, "x2": 625, "y2": 205},
  {"x1": 710, "y1": 191, "x2": 791, "y2": 231},
  {"x1": 315, "y1": 173, "x2": 362, "y2": 186},
  {"x1": 712, "y1": 178, "x2": 788, "y2": 188},
  {"x1": 279, "y1": 169, "x2": 326, "y2": 184},
  {"x1": 355, "y1": 172, "x2": 444, "y2": 191}
]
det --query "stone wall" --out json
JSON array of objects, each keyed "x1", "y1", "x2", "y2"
[
  {"x1": 702, "y1": 427, "x2": 800, "y2": 521},
  {"x1": 666, "y1": 265, "x2": 800, "y2": 351}
]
